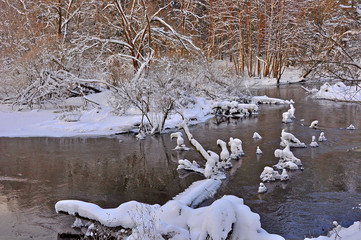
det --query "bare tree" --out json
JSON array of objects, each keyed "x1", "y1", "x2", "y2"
[{"x1": 296, "y1": 0, "x2": 361, "y2": 85}]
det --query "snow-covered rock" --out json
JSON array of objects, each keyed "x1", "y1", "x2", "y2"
[
  {"x1": 212, "y1": 101, "x2": 258, "y2": 117},
  {"x1": 346, "y1": 124, "x2": 357, "y2": 130},
  {"x1": 280, "y1": 129, "x2": 306, "y2": 148},
  {"x1": 260, "y1": 167, "x2": 281, "y2": 182},
  {"x1": 136, "y1": 129, "x2": 146, "y2": 140},
  {"x1": 309, "y1": 120, "x2": 318, "y2": 129},
  {"x1": 204, "y1": 162, "x2": 214, "y2": 179},
  {"x1": 318, "y1": 132, "x2": 327, "y2": 142},
  {"x1": 253, "y1": 132, "x2": 262, "y2": 139},
  {"x1": 288, "y1": 104, "x2": 296, "y2": 118},
  {"x1": 258, "y1": 183, "x2": 267, "y2": 193},
  {"x1": 229, "y1": 137, "x2": 244, "y2": 159},
  {"x1": 256, "y1": 146, "x2": 263, "y2": 155},
  {"x1": 171, "y1": 132, "x2": 189, "y2": 150},
  {"x1": 280, "y1": 169, "x2": 289, "y2": 181},
  {"x1": 280, "y1": 144, "x2": 302, "y2": 165},
  {"x1": 274, "y1": 160, "x2": 299, "y2": 171},
  {"x1": 309, "y1": 136, "x2": 319, "y2": 147},
  {"x1": 273, "y1": 144, "x2": 302, "y2": 170},
  {"x1": 217, "y1": 139, "x2": 232, "y2": 168},
  {"x1": 282, "y1": 111, "x2": 293, "y2": 123},
  {"x1": 233, "y1": 138, "x2": 245, "y2": 156}
]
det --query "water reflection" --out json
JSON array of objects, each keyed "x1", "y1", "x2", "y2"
[{"x1": 0, "y1": 85, "x2": 360, "y2": 239}]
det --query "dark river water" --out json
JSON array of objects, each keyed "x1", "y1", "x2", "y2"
[{"x1": 0, "y1": 85, "x2": 360, "y2": 240}]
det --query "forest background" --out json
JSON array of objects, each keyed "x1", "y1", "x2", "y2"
[{"x1": 0, "y1": 0, "x2": 360, "y2": 131}]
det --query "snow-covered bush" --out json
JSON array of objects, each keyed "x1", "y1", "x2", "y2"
[
  {"x1": 2, "y1": 38, "x2": 104, "y2": 109},
  {"x1": 107, "y1": 57, "x2": 249, "y2": 134}
]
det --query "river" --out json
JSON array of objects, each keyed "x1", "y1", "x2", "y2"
[{"x1": 0, "y1": 85, "x2": 360, "y2": 239}]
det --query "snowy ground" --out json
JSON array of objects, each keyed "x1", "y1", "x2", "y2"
[{"x1": 0, "y1": 92, "x2": 212, "y2": 137}]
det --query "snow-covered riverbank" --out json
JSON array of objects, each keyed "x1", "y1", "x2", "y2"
[
  {"x1": 1, "y1": 79, "x2": 360, "y2": 239},
  {"x1": 0, "y1": 68, "x2": 305, "y2": 138},
  {"x1": 0, "y1": 92, "x2": 213, "y2": 137}
]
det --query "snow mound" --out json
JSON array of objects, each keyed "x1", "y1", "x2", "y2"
[
  {"x1": 312, "y1": 82, "x2": 361, "y2": 102},
  {"x1": 260, "y1": 167, "x2": 281, "y2": 182}
]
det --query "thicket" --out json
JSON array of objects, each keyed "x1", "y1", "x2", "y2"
[{"x1": 0, "y1": 0, "x2": 360, "y2": 120}]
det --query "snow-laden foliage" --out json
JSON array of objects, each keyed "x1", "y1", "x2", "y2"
[
  {"x1": 297, "y1": 1, "x2": 361, "y2": 83},
  {"x1": 104, "y1": 57, "x2": 249, "y2": 134},
  {"x1": 1, "y1": 39, "x2": 104, "y2": 109}
]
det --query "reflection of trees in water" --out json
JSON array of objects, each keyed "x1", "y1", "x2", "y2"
[{"x1": 0, "y1": 136, "x2": 201, "y2": 210}]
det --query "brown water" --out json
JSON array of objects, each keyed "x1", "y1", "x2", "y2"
[{"x1": 0, "y1": 85, "x2": 360, "y2": 239}]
